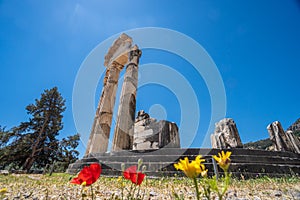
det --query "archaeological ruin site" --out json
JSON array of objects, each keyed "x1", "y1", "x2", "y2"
[{"x1": 67, "y1": 34, "x2": 300, "y2": 177}]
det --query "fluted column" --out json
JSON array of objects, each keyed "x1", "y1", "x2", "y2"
[
  {"x1": 85, "y1": 61, "x2": 124, "y2": 155},
  {"x1": 112, "y1": 46, "x2": 142, "y2": 151}
]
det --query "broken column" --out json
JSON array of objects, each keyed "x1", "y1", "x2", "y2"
[
  {"x1": 211, "y1": 118, "x2": 243, "y2": 148},
  {"x1": 112, "y1": 45, "x2": 142, "y2": 151},
  {"x1": 85, "y1": 34, "x2": 132, "y2": 155},
  {"x1": 132, "y1": 110, "x2": 180, "y2": 150},
  {"x1": 267, "y1": 121, "x2": 300, "y2": 154}
]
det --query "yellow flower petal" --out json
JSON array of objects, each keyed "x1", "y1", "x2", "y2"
[
  {"x1": 174, "y1": 155, "x2": 207, "y2": 179},
  {"x1": 0, "y1": 188, "x2": 7, "y2": 193},
  {"x1": 213, "y1": 151, "x2": 232, "y2": 171}
]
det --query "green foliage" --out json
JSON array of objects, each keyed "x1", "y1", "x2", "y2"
[
  {"x1": 244, "y1": 138, "x2": 273, "y2": 150},
  {"x1": 0, "y1": 87, "x2": 79, "y2": 172},
  {"x1": 293, "y1": 130, "x2": 300, "y2": 137},
  {"x1": 55, "y1": 133, "x2": 80, "y2": 172}
]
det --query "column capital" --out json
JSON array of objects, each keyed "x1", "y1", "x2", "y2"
[
  {"x1": 110, "y1": 61, "x2": 125, "y2": 71},
  {"x1": 129, "y1": 45, "x2": 142, "y2": 61}
]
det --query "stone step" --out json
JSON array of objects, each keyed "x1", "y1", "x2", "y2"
[
  {"x1": 87, "y1": 148, "x2": 300, "y2": 159},
  {"x1": 68, "y1": 160, "x2": 300, "y2": 174},
  {"x1": 79, "y1": 154, "x2": 300, "y2": 165},
  {"x1": 67, "y1": 148, "x2": 300, "y2": 177}
]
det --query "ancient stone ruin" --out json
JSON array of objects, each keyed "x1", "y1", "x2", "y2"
[
  {"x1": 67, "y1": 34, "x2": 300, "y2": 178},
  {"x1": 267, "y1": 121, "x2": 300, "y2": 154},
  {"x1": 211, "y1": 118, "x2": 243, "y2": 149},
  {"x1": 133, "y1": 110, "x2": 180, "y2": 150},
  {"x1": 85, "y1": 34, "x2": 180, "y2": 156}
]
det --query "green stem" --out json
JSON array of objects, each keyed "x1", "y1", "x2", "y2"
[
  {"x1": 221, "y1": 171, "x2": 230, "y2": 197},
  {"x1": 127, "y1": 183, "x2": 133, "y2": 199},
  {"x1": 91, "y1": 185, "x2": 94, "y2": 200},
  {"x1": 81, "y1": 186, "x2": 85, "y2": 200},
  {"x1": 121, "y1": 180, "x2": 124, "y2": 200},
  {"x1": 202, "y1": 179, "x2": 211, "y2": 200},
  {"x1": 136, "y1": 185, "x2": 141, "y2": 199},
  {"x1": 193, "y1": 177, "x2": 200, "y2": 200}
]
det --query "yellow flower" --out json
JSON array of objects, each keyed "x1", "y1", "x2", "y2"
[
  {"x1": 213, "y1": 151, "x2": 231, "y2": 171},
  {"x1": 201, "y1": 169, "x2": 208, "y2": 178},
  {"x1": 0, "y1": 188, "x2": 7, "y2": 193},
  {"x1": 174, "y1": 155, "x2": 206, "y2": 178}
]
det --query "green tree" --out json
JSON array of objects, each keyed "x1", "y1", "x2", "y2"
[
  {"x1": 55, "y1": 133, "x2": 80, "y2": 172},
  {"x1": 20, "y1": 87, "x2": 66, "y2": 171},
  {"x1": 0, "y1": 126, "x2": 11, "y2": 148},
  {"x1": 0, "y1": 87, "x2": 80, "y2": 172}
]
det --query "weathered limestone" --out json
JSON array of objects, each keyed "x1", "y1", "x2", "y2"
[
  {"x1": 85, "y1": 34, "x2": 132, "y2": 155},
  {"x1": 104, "y1": 33, "x2": 133, "y2": 67},
  {"x1": 112, "y1": 45, "x2": 142, "y2": 151},
  {"x1": 267, "y1": 121, "x2": 300, "y2": 154},
  {"x1": 211, "y1": 118, "x2": 243, "y2": 149},
  {"x1": 132, "y1": 110, "x2": 180, "y2": 150}
]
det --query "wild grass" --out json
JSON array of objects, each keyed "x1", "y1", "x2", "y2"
[{"x1": 0, "y1": 173, "x2": 299, "y2": 199}]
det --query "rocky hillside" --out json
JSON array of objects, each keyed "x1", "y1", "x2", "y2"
[
  {"x1": 287, "y1": 118, "x2": 300, "y2": 136},
  {"x1": 244, "y1": 138, "x2": 273, "y2": 150},
  {"x1": 244, "y1": 118, "x2": 300, "y2": 150}
]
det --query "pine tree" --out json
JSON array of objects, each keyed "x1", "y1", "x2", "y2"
[
  {"x1": 19, "y1": 87, "x2": 66, "y2": 171},
  {"x1": 0, "y1": 87, "x2": 80, "y2": 172},
  {"x1": 55, "y1": 133, "x2": 80, "y2": 171}
]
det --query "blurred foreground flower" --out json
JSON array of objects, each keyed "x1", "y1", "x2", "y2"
[
  {"x1": 213, "y1": 151, "x2": 231, "y2": 171},
  {"x1": 123, "y1": 165, "x2": 145, "y2": 185},
  {"x1": 70, "y1": 163, "x2": 101, "y2": 186},
  {"x1": 0, "y1": 188, "x2": 7, "y2": 193},
  {"x1": 174, "y1": 155, "x2": 206, "y2": 178}
]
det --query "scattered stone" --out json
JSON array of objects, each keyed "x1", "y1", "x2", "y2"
[
  {"x1": 149, "y1": 191, "x2": 158, "y2": 197},
  {"x1": 23, "y1": 192, "x2": 32, "y2": 198},
  {"x1": 273, "y1": 190, "x2": 282, "y2": 197},
  {"x1": 289, "y1": 190, "x2": 300, "y2": 199},
  {"x1": 27, "y1": 175, "x2": 41, "y2": 180},
  {"x1": 0, "y1": 170, "x2": 9, "y2": 175}
]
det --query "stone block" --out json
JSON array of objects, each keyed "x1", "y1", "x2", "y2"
[
  {"x1": 211, "y1": 118, "x2": 243, "y2": 148},
  {"x1": 104, "y1": 33, "x2": 132, "y2": 67},
  {"x1": 133, "y1": 111, "x2": 180, "y2": 150},
  {"x1": 267, "y1": 121, "x2": 300, "y2": 154}
]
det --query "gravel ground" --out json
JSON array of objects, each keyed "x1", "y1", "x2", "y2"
[{"x1": 0, "y1": 174, "x2": 299, "y2": 200}]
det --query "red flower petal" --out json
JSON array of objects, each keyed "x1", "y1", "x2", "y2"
[
  {"x1": 70, "y1": 177, "x2": 82, "y2": 185},
  {"x1": 89, "y1": 163, "x2": 102, "y2": 180},
  {"x1": 136, "y1": 172, "x2": 145, "y2": 185},
  {"x1": 123, "y1": 165, "x2": 137, "y2": 180},
  {"x1": 70, "y1": 163, "x2": 101, "y2": 186},
  {"x1": 123, "y1": 165, "x2": 145, "y2": 185}
]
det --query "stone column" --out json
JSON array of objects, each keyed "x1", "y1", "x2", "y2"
[
  {"x1": 85, "y1": 70, "x2": 109, "y2": 155},
  {"x1": 85, "y1": 61, "x2": 124, "y2": 155},
  {"x1": 112, "y1": 45, "x2": 142, "y2": 151},
  {"x1": 210, "y1": 118, "x2": 243, "y2": 148},
  {"x1": 267, "y1": 121, "x2": 300, "y2": 154},
  {"x1": 84, "y1": 33, "x2": 132, "y2": 156}
]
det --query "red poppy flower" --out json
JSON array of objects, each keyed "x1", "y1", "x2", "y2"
[
  {"x1": 123, "y1": 165, "x2": 145, "y2": 185},
  {"x1": 70, "y1": 163, "x2": 101, "y2": 186}
]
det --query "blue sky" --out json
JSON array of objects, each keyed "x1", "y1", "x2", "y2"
[{"x1": 1, "y1": 0, "x2": 300, "y2": 157}]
